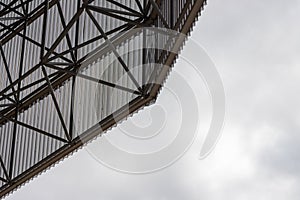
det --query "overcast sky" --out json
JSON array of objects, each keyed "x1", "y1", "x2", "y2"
[{"x1": 6, "y1": 0, "x2": 300, "y2": 199}]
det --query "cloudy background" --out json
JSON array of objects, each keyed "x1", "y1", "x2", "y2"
[{"x1": 6, "y1": 0, "x2": 300, "y2": 199}]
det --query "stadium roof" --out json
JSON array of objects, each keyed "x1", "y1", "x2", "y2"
[{"x1": 0, "y1": 0, "x2": 207, "y2": 197}]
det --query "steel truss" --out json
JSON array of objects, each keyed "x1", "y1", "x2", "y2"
[{"x1": 0, "y1": 0, "x2": 207, "y2": 197}]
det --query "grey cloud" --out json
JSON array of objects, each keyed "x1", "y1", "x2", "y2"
[{"x1": 6, "y1": 0, "x2": 300, "y2": 200}]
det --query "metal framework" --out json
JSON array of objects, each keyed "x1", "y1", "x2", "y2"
[{"x1": 0, "y1": 0, "x2": 207, "y2": 197}]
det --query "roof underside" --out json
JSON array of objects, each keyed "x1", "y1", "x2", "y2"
[{"x1": 0, "y1": 0, "x2": 207, "y2": 197}]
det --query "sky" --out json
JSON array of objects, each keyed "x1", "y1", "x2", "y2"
[{"x1": 6, "y1": 0, "x2": 300, "y2": 199}]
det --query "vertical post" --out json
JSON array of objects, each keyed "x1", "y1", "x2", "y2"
[
  {"x1": 69, "y1": 0, "x2": 81, "y2": 139},
  {"x1": 9, "y1": 0, "x2": 29, "y2": 178},
  {"x1": 142, "y1": 27, "x2": 147, "y2": 94}
]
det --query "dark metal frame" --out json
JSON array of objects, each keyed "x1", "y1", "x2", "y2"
[{"x1": 0, "y1": 0, "x2": 207, "y2": 197}]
